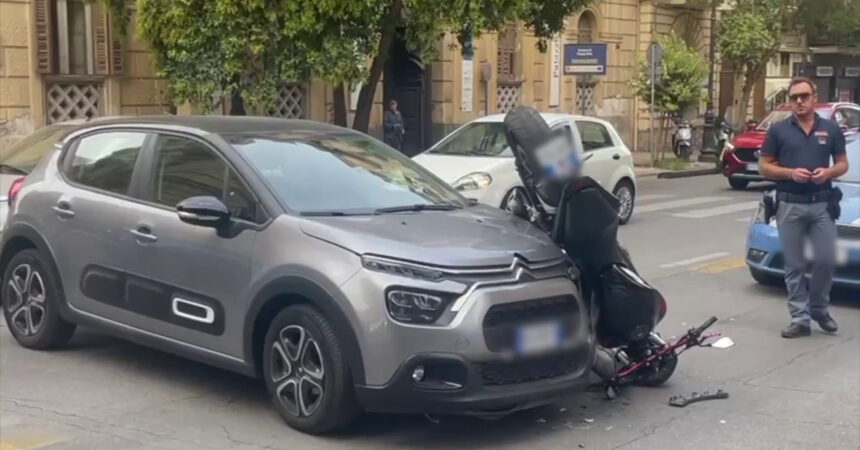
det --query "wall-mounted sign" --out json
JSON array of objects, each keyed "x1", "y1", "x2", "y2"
[
  {"x1": 845, "y1": 67, "x2": 860, "y2": 78},
  {"x1": 550, "y1": 35, "x2": 561, "y2": 106},
  {"x1": 461, "y1": 59, "x2": 474, "y2": 112},
  {"x1": 838, "y1": 88, "x2": 851, "y2": 102},
  {"x1": 816, "y1": 66, "x2": 835, "y2": 77},
  {"x1": 563, "y1": 43, "x2": 607, "y2": 75}
]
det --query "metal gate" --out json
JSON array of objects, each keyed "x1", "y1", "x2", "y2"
[
  {"x1": 267, "y1": 84, "x2": 305, "y2": 119},
  {"x1": 45, "y1": 80, "x2": 102, "y2": 124}
]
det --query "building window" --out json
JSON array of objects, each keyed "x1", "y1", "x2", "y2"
[
  {"x1": 35, "y1": 0, "x2": 122, "y2": 76},
  {"x1": 577, "y1": 12, "x2": 595, "y2": 43},
  {"x1": 497, "y1": 28, "x2": 517, "y2": 81},
  {"x1": 779, "y1": 53, "x2": 790, "y2": 77}
]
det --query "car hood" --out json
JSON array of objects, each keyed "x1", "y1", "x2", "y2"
[
  {"x1": 732, "y1": 130, "x2": 766, "y2": 148},
  {"x1": 299, "y1": 205, "x2": 562, "y2": 267},
  {"x1": 412, "y1": 154, "x2": 512, "y2": 184},
  {"x1": 835, "y1": 181, "x2": 860, "y2": 225}
]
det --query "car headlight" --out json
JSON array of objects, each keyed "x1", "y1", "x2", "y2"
[
  {"x1": 452, "y1": 172, "x2": 492, "y2": 191},
  {"x1": 752, "y1": 203, "x2": 776, "y2": 227},
  {"x1": 362, "y1": 255, "x2": 444, "y2": 281},
  {"x1": 386, "y1": 289, "x2": 452, "y2": 324}
]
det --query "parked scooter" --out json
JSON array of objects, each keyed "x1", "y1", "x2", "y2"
[
  {"x1": 672, "y1": 116, "x2": 694, "y2": 160},
  {"x1": 502, "y1": 106, "x2": 733, "y2": 398},
  {"x1": 717, "y1": 118, "x2": 735, "y2": 154}
]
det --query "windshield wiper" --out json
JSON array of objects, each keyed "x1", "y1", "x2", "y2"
[
  {"x1": 374, "y1": 203, "x2": 463, "y2": 214},
  {"x1": 300, "y1": 210, "x2": 371, "y2": 217},
  {"x1": 0, "y1": 164, "x2": 28, "y2": 176}
]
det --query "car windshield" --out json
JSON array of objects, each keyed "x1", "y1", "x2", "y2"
[
  {"x1": 227, "y1": 132, "x2": 467, "y2": 214},
  {"x1": 755, "y1": 108, "x2": 832, "y2": 131},
  {"x1": 837, "y1": 134, "x2": 860, "y2": 183},
  {"x1": 427, "y1": 122, "x2": 512, "y2": 157},
  {"x1": 0, "y1": 124, "x2": 71, "y2": 173}
]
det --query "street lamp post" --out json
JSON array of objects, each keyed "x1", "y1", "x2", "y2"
[{"x1": 702, "y1": 0, "x2": 718, "y2": 162}]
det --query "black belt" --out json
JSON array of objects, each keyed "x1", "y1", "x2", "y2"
[{"x1": 776, "y1": 190, "x2": 833, "y2": 203}]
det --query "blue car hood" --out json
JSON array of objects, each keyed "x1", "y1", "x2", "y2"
[{"x1": 835, "y1": 181, "x2": 860, "y2": 225}]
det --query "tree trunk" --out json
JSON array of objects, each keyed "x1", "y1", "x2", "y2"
[
  {"x1": 332, "y1": 84, "x2": 348, "y2": 127},
  {"x1": 352, "y1": 0, "x2": 403, "y2": 133},
  {"x1": 230, "y1": 92, "x2": 246, "y2": 116},
  {"x1": 738, "y1": 64, "x2": 759, "y2": 123}
]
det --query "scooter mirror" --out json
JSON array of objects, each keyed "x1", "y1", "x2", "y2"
[{"x1": 710, "y1": 337, "x2": 735, "y2": 349}]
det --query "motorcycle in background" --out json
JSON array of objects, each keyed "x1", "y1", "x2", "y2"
[{"x1": 502, "y1": 106, "x2": 733, "y2": 398}]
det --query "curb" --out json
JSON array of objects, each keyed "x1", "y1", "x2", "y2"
[
  {"x1": 657, "y1": 167, "x2": 720, "y2": 179},
  {"x1": 634, "y1": 170, "x2": 664, "y2": 178}
]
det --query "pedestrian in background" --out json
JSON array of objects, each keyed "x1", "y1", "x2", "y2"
[
  {"x1": 383, "y1": 99, "x2": 405, "y2": 151},
  {"x1": 759, "y1": 77, "x2": 849, "y2": 338}
]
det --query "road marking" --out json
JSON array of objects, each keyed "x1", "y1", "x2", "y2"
[
  {"x1": 0, "y1": 434, "x2": 66, "y2": 450},
  {"x1": 695, "y1": 256, "x2": 747, "y2": 273},
  {"x1": 672, "y1": 201, "x2": 760, "y2": 219},
  {"x1": 636, "y1": 196, "x2": 730, "y2": 213},
  {"x1": 736, "y1": 217, "x2": 751, "y2": 222},
  {"x1": 660, "y1": 252, "x2": 731, "y2": 269},
  {"x1": 637, "y1": 194, "x2": 675, "y2": 203}
]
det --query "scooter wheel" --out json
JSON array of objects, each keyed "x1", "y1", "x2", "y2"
[{"x1": 633, "y1": 351, "x2": 678, "y2": 387}]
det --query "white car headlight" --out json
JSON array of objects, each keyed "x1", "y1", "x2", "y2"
[{"x1": 452, "y1": 172, "x2": 492, "y2": 191}]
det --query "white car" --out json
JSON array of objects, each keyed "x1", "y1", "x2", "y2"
[{"x1": 413, "y1": 114, "x2": 637, "y2": 223}]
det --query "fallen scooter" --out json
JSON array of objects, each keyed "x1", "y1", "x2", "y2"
[{"x1": 501, "y1": 106, "x2": 733, "y2": 398}]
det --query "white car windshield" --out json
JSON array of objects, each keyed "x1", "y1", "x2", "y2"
[
  {"x1": 838, "y1": 134, "x2": 859, "y2": 184},
  {"x1": 227, "y1": 132, "x2": 467, "y2": 214},
  {"x1": 428, "y1": 122, "x2": 512, "y2": 157},
  {"x1": 756, "y1": 108, "x2": 832, "y2": 131}
]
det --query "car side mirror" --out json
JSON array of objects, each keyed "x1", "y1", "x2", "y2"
[{"x1": 176, "y1": 196, "x2": 231, "y2": 227}]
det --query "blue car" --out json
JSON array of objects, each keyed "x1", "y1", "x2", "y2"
[{"x1": 746, "y1": 133, "x2": 860, "y2": 288}]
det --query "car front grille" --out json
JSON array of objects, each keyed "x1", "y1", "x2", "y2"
[
  {"x1": 837, "y1": 225, "x2": 860, "y2": 241},
  {"x1": 768, "y1": 254, "x2": 858, "y2": 280},
  {"x1": 474, "y1": 351, "x2": 583, "y2": 386},
  {"x1": 734, "y1": 147, "x2": 759, "y2": 162},
  {"x1": 482, "y1": 296, "x2": 579, "y2": 352}
]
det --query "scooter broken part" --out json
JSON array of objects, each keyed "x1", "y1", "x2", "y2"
[{"x1": 668, "y1": 389, "x2": 729, "y2": 407}]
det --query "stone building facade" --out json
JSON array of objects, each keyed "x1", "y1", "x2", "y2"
[{"x1": 2, "y1": 0, "x2": 717, "y2": 154}]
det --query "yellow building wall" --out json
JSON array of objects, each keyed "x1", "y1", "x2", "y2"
[{"x1": 0, "y1": 0, "x2": 38, "y2": 150}]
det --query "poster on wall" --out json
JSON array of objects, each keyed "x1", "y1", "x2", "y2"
[
  {"x1": 563, "y1": 43, "x2": 608, "y2": 75},
  {"x1": 461, "y1": 59, "x2": 474, "y2": 112},
  {"x1": 550, "y1": 35, "x2": 561, "y2": 107},
  {"x1": 838, "y1": 88, "x2": 851, "y2": 102}
]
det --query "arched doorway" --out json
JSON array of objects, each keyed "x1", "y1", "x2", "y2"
[{"x1": 384, "y1": 36, "x2": 432, "y2": 156}]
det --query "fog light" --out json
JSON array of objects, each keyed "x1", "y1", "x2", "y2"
[
  {"x1": 748, "y1": 249, "x2": 766, "y2": 263},
  {"x1": 412, "y1": 365, "x2": 426, "y2": 383}
]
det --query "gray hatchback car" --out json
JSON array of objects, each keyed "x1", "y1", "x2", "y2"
[{"x1": 1, "y1": 117, "x2": 594, "y2": 433}]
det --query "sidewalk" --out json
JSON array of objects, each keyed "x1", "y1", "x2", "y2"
[{"x1": 632, "y1": 151, "x2": 719, "y2": 179}]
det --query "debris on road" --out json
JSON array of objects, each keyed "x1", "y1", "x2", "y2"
[
  {"x1": 584, "y1": 418, "x2": 594, "y2": 423},
  {"x1": 605, "y1": 426, "x2": 614, "y2": 431},
  {"x1": 424, "y1": 413, "x2": 441, "y2": 424},
  {"x1": 720, "y1": 420, "x2": 726, "y2": 424},
  {"x1": 559, "y1": 407, "x2": 568, "y2": 413},
  {"x1": 669, "y1": 389, "x2": 729, "y2": 407},
  {"x1": 537, "y1": 418, "x2": 547, "y2": 424}
]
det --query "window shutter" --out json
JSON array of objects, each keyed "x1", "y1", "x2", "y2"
[
  {"x1": 34, "y1": 0, "x2": 54, "y2": 73},
  {"x1": 110, "y1": 37, "x2": 124, "y2": 74},
  {"x1": 92, "y1": 4, "x2": 110, "y2": 75}
]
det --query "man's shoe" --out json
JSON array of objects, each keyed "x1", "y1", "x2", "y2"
[
  {"x1": 812, "y1": 314, "x2": 838, "y2": 333},
  {"x1": 781, "y1": 323, "x2": 811, "y2": 338}
]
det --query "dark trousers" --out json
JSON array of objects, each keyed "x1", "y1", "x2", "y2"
[
  {"x1": 384, "y1": 133, "x2": 402, "y2": 151},
  {"x1": 775, "y1": 201, "x2": 837, "y2": 325}
]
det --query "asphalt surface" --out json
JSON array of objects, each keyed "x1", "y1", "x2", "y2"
[{"x1": 1, "y1": 174, "x2": 858, "y2": 449}]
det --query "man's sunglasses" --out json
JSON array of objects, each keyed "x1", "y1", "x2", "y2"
[{"x1": 789, "y1": 93, "x2": 812, "y2": 102}]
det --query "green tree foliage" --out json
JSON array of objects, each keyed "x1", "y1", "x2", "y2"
[
  {"x1": 796, "y1": 0, "x2": 860, "y2": 48},
  {"x1": 632, "y1": 33, "x2": 706, "y2": 159},
  {"x1": 135, "y1": 0, "x2": 593, "y2": 130},
  {"x1": 717, "y1": 0, "x2": 797, "y2": 121}
]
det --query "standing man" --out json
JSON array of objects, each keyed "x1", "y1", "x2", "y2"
[
  {"x1": 759, "y1": 77, "x2": 849, "y2": 338},
  {"x1": 383, "y1": 99, "x2": 405, "y2": 151}
]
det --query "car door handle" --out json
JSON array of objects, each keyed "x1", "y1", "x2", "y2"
[
  {"x1": 52, "y1": 202, "x2": 75, "y2": 219},
  {"x1": 130, "y1": 228, "x2": 158, "y2": 243},
  {"x1": 613, "y1": 154, "x2": 621, "y2": 160}
]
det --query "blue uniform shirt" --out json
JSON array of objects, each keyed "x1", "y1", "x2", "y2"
[{"x1": 760, "y1": 113, "x2": 846, "y2": 194}]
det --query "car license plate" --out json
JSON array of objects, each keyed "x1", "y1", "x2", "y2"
[
  {"x1": 747, "y1": 162, "x2": 759, "y2": 172},
  {"x1": 804, "y1": 240, "x2": 855, "y2": 266},
  {"x1": 515, "y1": 321, "x2": 562, "y2": 355}
]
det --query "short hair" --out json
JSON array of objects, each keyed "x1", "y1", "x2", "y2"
[{"x1": 788, "y1": 77, "x2": 816, "y2": 94}]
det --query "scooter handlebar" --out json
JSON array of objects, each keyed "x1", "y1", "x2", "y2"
[{"x1": 692, "y1": 316, "x2": 718, "y2": 337}]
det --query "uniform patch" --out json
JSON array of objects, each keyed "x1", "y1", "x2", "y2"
[{"x1": 815, "y1": 130, "x2": 828, "y2": 145}]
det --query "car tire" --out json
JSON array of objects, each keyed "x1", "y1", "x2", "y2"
[
  {"x1": 750, "y1": 268, "x2": 783, "y2": 286},
  {"x1": 262, "y1": 304, "x2": 360, "y2": 434},
  {"x1": 2, "y1": 249, "x2": 76, "y2": 350},
  {"x1": 729, "y1": 178, "x2": 749, "y2": 190},
  {"x1": 612, "y1": 179, "x2": 635, "y2": 225}
]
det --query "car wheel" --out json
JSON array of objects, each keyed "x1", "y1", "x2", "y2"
[
  {"x1": 2, "y1": 249, "x2": 76, "y2": 349},
  {"x1": 750, "y1": 268, "x2": 783, "y2": 286},
  {"x1": 612, "y1": 180, "x2": 635, "y2": 225},
  {"x1": 729, "y1": 178, "x2": 749, "y2": 190},
  {"x1": 262, "y1": 305, "x2": 360, "y2": 434}
]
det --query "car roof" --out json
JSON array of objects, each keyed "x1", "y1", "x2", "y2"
[
  {"x1": 472, "y1": 112, "x2": 603, "y2": 125},
  {"x1": 56, "y1": 115, "x2": 352, "y2": 143},
  {"x1": 775, "y1": 102, "x2": 860, "y2": 111}
]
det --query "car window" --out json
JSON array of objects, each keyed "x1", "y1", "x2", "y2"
[
  {"x1": 837, "y1": 108, "x2": 860, "y2": 129},
  {"x1": 150, "y1": 135, "x2": 258, "y2": 222},
  {"x1": 66, "y1": 132, "x2": 146, "y2": 195},
  {"x1": 756, "y1": 110, "x2": 792, "y2": 131},
  {"x1": 575, "y1": 121, "x2": 613, "y2": 151},
  {"x1": 227, "y1": 131, "x2": 466, "y2": 214},
  {"x1": 428, "y1": 122, "x2": 511, "y2": 157},
  {"x1": 1, "y1": 124, "x2": 73, "y2": 173}
]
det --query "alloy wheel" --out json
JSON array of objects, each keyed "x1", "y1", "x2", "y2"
[
  {"x1": 5, "y1": 264, "x2": 46, "y2": 337},
  {"x1": 270, "y1": 325, "x2": 325, "y2": 417},
  {"x1": 615, "y1": 185, "x2": 633, "y2": 221}
]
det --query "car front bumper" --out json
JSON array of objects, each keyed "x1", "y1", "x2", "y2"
[
  {"x1": 342, "y1": 270, "x2": 595, "y2": 414},
  {"x1": 746, "y1": 223, "x2": 860, "y2": 288}
]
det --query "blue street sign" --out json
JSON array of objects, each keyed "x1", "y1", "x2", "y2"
[{"x1": 563, "y1": 43, "x2": 608, "y2": 75}]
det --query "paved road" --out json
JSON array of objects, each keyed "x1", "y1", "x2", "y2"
[{"x1": 2, "y1": 174, "x2": 858, "y2": 450}]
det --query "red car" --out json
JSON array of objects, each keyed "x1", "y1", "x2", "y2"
[{"x1": 720, "y1": 102, "x2": 860, "y2": 189}]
